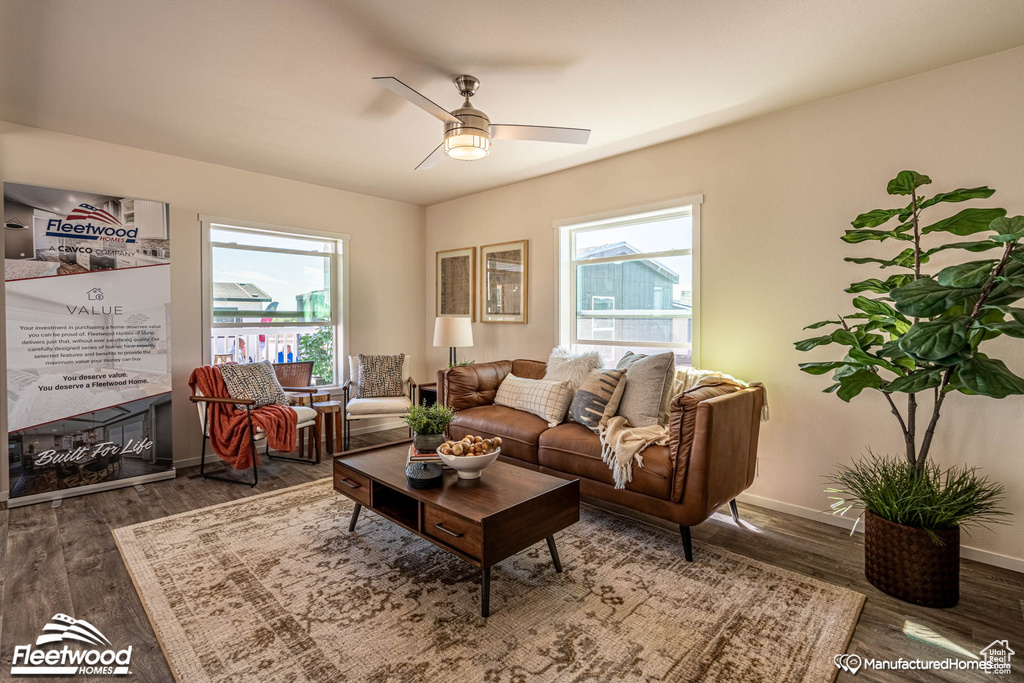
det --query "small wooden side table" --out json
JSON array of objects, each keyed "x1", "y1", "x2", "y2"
[
  {"x1": 418, "y1": 382, "x2": 438, "y2": 406},
  {"x1": 313, "y1": 400, "x2": 343, "y2": 456}
]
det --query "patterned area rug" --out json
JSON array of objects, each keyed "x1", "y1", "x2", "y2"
[{"x1": 114, "y1": 479, "x2": 864, "y2": 682}]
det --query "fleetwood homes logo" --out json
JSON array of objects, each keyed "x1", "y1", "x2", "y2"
[
  {"x1": 11, "y1": 614, "x2": 132, "y2": 676},
  {"x1": 45, "y1": 204, "x2": 138, "y2": 244}
]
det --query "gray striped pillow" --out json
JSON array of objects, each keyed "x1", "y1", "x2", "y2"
[{"x1": 569, "y1": 368, "x2": 627, "y2": 432}]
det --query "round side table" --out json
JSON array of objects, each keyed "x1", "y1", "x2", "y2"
[{"x1": 313, "y1": 400, "x2": 343, "y2": 456}]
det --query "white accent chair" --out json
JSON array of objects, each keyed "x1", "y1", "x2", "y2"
[
  {"x1": 189, "y1": 387, "x2": 319, "y2": 487},
  {"x1": 342, "y1": 355, "x2": 417, "y2": 451}
]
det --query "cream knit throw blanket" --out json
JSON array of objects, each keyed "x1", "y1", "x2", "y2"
[{"x1": 599, "y1": 368, "x2": 769, "y2": 489}]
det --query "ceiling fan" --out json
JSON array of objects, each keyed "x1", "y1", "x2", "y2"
[{"x1": 373, "y1": 74, "x2": 590, "y2": 170}]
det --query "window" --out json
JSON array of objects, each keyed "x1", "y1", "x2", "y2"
[
  {"x1": 558, "y1": 198, "x2": 700, "y2": 368},
  {"x1": 201, "y1": 217, "x2": 348, "y2": 386}
]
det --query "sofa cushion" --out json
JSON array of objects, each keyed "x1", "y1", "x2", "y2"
[
  {"x1": 445, "y1": 361, "x2": 513, "y2": 410},
  {"x1": 615, "y1": 351, "x2": 675, "y2": 427},
  {"x1": 356, "y1": 353, "x2": 405, "y2": 398},
  {"x1": 538, "y1": 422, "x2": 672, "y2": 499},
  {"x1": 569, "y1": 368, "x2": 626, "y2": 432},
  {"x1": 494, "y1": 374, "x2": 573, "y2": 427},
  {"x1": 544, "y1": 346, "x2": 602, "y2": 398},
  {"x1": 220, "y1": 361, "x2": 288, "y2": 410},
  {"x1": 449, "y1": 405, "x2": 549, "y2": 464}
]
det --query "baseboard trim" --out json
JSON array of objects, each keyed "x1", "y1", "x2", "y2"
[{"x1": 737, "y1": 492, "x2": 1024, "y2": 574}]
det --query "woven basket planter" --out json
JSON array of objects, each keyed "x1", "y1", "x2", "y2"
[{"x1": 864, "y1": 510, "x2": 960, "y2": 608}]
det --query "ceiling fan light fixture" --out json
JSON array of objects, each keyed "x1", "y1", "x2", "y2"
[{"x1": 444, "y1": 131, "x2": 490, "y2": 160}]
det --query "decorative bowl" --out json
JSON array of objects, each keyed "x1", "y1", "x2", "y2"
[{"x1": 437, "y1": 448, "x2": 501, "y2": 479}]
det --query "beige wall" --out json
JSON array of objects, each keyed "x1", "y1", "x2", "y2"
[
  {"x1": 0, "y1": 121, "x2": 425, "y2": 481},
  {"x1": 425, "y1": 47, "x2": 1024, "y2": 565}
]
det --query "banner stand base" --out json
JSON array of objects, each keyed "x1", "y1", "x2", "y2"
[{"x1": 7, "y1": 469, "x2": 177, "y2": 509}]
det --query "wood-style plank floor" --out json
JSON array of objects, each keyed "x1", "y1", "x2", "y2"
[{"x1": 1, "y1": 428, "x2": 1021, "y2": 682}]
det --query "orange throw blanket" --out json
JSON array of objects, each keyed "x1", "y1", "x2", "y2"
[{"x1": 188, "y1": 365, "x2": 298, "y2": 470}]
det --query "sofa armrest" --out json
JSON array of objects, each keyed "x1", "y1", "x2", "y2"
[
  {"x1": 668, "y1": 386, "x2": 763, "y2": 515},
  {"x1": 439, "y1": 360, "x2": 515, "y2": 411}
]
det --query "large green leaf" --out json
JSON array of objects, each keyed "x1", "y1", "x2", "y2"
[
  {"x1": 890, "y1": 278, "x2": 975, "y2": 318},
  {"x1": 852, "y1": 296, "x2": 900, "y2": 318},
  {"x1": 885, "y1": 369, "x2": 944, "y2": 394},
  {"x1": 988, "y1": 216, "x2": 1024, "y2": 243},
  {"x1": 923, "y1": 240, "x2": 1003, "y2": 258},
  {"x1": 977, "y1": 306, "x2": 1024, "y2": 338},
  {"x1": 841, "y1": 229, "x2": 913, "y2": 243},
  {"x1": 845, "y1": 247, "x2": 923, "y2": 269},
  {"x1": 899, "y1": 316, "x2": 971, "y2": 361},
  {"x1": 917, "y1": 186, "x2": 996, "y2": 211},
  {"x1": 845, "y1": 274, "x2": 913, "y2": 294},
  {"x1": 798, "y1": 361, "x2": 847, "y2": 375},
  {"x1": 794, "y1": 335, "x2": 833, "y2": 351},
  {"x1": 803, "y1": 319, "x2": 842, "y2": 330},
  {"x1": 887, "y1": 171, "x2": 931, "y2": 196},
  {"x1": 922, "y1": 208, "x2": 1008, "y2": 236},
  {"x1": 830, "y1": 329, "x2": 860, "y2": 347},
  {"x1": 836, "y1": 369, "x2": 882, "y2": 402},
  {"x1": 846, "y1": 347, "x2": 900, "y2": 373},
  {"x1": 851, "y1": 208, "x2": 903, "y2": 229},
  {"x1": 935, "y1": 260, "x2": 997, "y2": 288},
  {"x1": 956, "y1": 355, "x2": 1024, "y2": 398}
]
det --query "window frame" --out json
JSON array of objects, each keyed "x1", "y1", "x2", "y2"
[
  {"x1": 554, "y1": 196, "x2": 702, "y2": 366},
  {"x1": 199, "y1": 214, "x2": 350, "y2": 388}
]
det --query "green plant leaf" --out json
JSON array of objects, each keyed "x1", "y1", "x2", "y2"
[
  {"x1": 899, "y1": 316, "x2": 971, "y2": 361},
  {"x1": 846, "y1": 347, "x2": 899, "y2": 372},
  {"x1": 917, "y1": 186, "x2": 996, "y2": 211},
  {"x1": 845, "y1": 248, "x2": 923, "y2": 270},
  {"x1": 804, "y1": 319, "x2": 842, "y2": 330},
  {"x1": 884, "y1": 369, "x2": 944, "y2": 393},
  {"x1": 836, "y1": 369, "x2": 882, "y2": 402},
  {"x1": 988, "y1": 216, "x2": 1024, "y2": 243},
  {"x1": 956, "y1": 355, "x2": 1024, "y2": 398},
  {"x1": 794, "y1": 335, "x2": 833, "y2": 351},
  {"x1": 830, "y1": 329, "x2": 860, "y2": 347},
  {"x1": 851, "y1": 208, "x2": 903, "y2": 228},
  {"x1": 842, "y1": 229, "x2": 913, "y2": 244},
  {"x1": 890, "y1": 277, "x2": 975, "y2": 318},
  {"x1": 845, "y1": 274, "x2": 913, "y2": 294},
  {"x1": 887, "y1": 170, "x2": 931, "y2": 196},
  {"x1": 922, "y1": 208, "x2": 1008, "y2": 236},
  {"x1": 976, "y1": 306, "x2": 1024, "y2": 338},
  {"x1": 935, "y1": 260, "x2": 997, "y2": 288},
  {"x1": 798, "y1": 361, "x2": 847, "y2": 375},
  {"x1": 852, "y1": 296, "x2": 900, "y2": 318},
  {"x1": 823, "y1": 384, "x2": 840, "y2": 393},
  {"x1": 923, "y1": 240, "x2": 1003, "y2": 258}
]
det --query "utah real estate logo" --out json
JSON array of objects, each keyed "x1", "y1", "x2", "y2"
[{"x1": 11, "y1": 613, "x2": 132, "y2": 676}]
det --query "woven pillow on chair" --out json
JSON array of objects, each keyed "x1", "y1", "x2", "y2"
[
  {"x1": 220, "y1": 361, "x2": 289, "y2": 410},
  {"x1": 356, "y1": 353, "x2": 406, "y2": 398}
]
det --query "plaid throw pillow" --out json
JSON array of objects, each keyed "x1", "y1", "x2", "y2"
[
  {"x1": 494, "y1": 373, "x2": 573, "y2": 428},
  {"x1": 219, "y1": 361, "x2": 289, "y2": 410},
  {"x1": 356, "y1": 353, "x2": 405, "y2": 398}
]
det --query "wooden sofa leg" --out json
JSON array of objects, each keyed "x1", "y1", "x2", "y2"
[
  {"x1": 729, "y1": 499, "x2": 741, "y2": 525},
  {"x1": 679, "y1": 525, "x2": 693, "y2": 562}
]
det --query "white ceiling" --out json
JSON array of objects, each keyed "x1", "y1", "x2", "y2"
[{"x1": 2, "y1": 0, "x2": 1023, "y2": 206}]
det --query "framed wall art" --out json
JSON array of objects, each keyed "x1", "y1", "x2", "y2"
[
  {"x1": 480, "y1": 239, "x2": 528, "y2": 324},
  {"x1": 436, "y1": 246, "x2": 476, "y2": 320}
]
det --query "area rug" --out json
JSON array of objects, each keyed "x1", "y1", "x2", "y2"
[{"x1": 114, "y1": 479, "x2": 864, "y2": 683}]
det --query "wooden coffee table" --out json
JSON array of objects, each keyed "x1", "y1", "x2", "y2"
[{"x1": 333, "y1": 447, "x2": 580, "y2": 617}]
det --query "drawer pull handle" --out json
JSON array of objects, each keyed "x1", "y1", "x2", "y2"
[
  {"x1": 338, "y1": 477, "x2": 360, "y2": 489},
  {"x1": 434, "y1": 523, "x2": 463, "y2": 538}
]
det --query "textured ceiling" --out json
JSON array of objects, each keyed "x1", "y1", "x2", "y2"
[{"x1": 2, "y1": 0, "x2": 1023, "y2": 205}]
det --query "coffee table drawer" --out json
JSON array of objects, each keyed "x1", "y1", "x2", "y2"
[
  {"x1": 423, "y1": 505, "x2": 482, "y2": 559},
  {"x1": 334, "y1": 463, "x2": 370, "y2": 506}
]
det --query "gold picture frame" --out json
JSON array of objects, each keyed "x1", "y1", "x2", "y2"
[
  {"x1": 436, "y1": 246, "x2": 476, "y2": 321},
  {"x1": 480, "y1": 239, "x2": 528, "y2": 324}
]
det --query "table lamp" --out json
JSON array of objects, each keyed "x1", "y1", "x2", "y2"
[{"x1": 433, "y1": 317, "x2": 474, "y2": 367}]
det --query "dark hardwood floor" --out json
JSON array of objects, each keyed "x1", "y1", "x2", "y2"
[{"x1": 1, "y1": 427, "x2": 1021, "y2": 682}]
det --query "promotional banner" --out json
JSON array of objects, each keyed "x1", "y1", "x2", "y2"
[{"x1": 4, "y1": 182, "x2": 174, "y2": 506}]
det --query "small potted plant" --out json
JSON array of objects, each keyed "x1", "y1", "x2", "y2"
[{"x1": 404, "y1": 402, "x2": 457, "y2": 453}]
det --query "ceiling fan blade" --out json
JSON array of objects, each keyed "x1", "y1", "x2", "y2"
[
  {"x1": 415, "y1": 143, "x2": 445, "y2": 171},
  {"x1": 490, "y1": 124, "x2": 590, "y2": 145},
  {"x1": 372, "y1": 77, "x2": 459, "y2": 123}
]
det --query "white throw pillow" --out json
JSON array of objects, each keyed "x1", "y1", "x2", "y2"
[
  {"x1": 544, "y1": 346, "x2": 603, "y2": 422},
  {"x1": 494, "y1": 373, "x2": 573, "y2": 428}
]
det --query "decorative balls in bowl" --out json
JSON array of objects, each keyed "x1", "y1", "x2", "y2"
[{"x1": 437, "y1": 435, "x2": 502, "y2": 479}]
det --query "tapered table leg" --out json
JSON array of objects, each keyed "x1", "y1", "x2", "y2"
[
  {"x1": 546, "y1": 535, "x2": 563, "y2": 573},
  {"x1": 481, "y1": 567, "x2": 490, "y2": 618},
  {"x1": 348, "y1": 503, "x2": 362, "y2": 532}
]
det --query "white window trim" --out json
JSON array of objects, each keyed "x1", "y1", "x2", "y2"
[
  {"x1": 553, "y1": 195, "x2": 702, "y2": 366},
  {"x1": 199, "y1": 214, "x2": 351, "y2": 388}
]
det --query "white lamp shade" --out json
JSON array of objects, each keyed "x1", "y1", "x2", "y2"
[{"x1": 433, "y1": 317, "x2": 474, "y2": 348}]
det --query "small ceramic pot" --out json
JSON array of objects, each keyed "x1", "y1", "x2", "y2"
[{"x1": 412, "y1": 432, "x2": 446, "y2": 453}]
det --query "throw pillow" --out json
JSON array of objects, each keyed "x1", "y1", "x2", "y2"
[
  {"x1": 357, "y1": 353, "x2": 406, "y2": 398},
  {"x1": 614, "y1": 351, "x2": 676, "y2": 427},
  {"x1": 349, "y1": 354, "x2": 408, "y2": 393},
  {"x1": 220, "y1": 361, "x2": 289, "y2": 410},
  {"x1": 569, "y1": 368, "x2": 627, "y2": 432},
  {"x1": 494, "y1": 373, "x2": 573, "y2": 428},
  {"x1": 544, "y1": 346, "x2": 603, "y2": 394}
]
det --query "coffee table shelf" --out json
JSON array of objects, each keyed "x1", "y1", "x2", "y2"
[{"x1": 333, "y1": 448, "x2": 579, "y2": 616}]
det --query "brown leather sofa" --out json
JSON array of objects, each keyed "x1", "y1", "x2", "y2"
[{"x1": 438, "y1": 359, "x2": 765, "y2": 561}]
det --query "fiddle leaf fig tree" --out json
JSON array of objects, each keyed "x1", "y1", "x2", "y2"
[{"x1": 796, "y1": 171, "x2": 1024, "y2": 470}]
